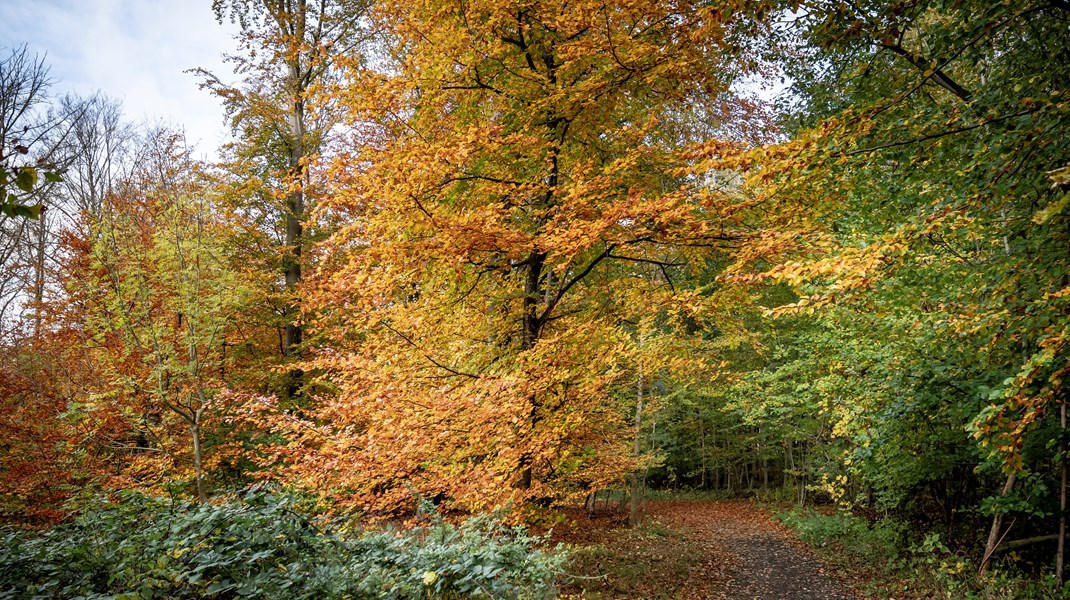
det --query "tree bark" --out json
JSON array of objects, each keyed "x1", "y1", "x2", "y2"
[
  {"x1": 1059, "y1": 399, "x2": 1067, "y2": 585},
  {"x1": 763, "y1": 454, "x2": 769, "y2": 490},
  {"x1": 32, "y1": 212, "x2": 46, "y2": 338},
  {"x1": 190, "y1": 411, "x2": 207, "y2": 503},
  {"x1": 999, "y1": 534, "x2": 1060, "y2": 550},
  {"x1": 980, "y1": 473, "x2": 1017, "y2": 575},
  {"x1": 881, "y1": 42, "x2": 972, "y2": 102},
  {"x1": 630, "y1": 339, "x2": 645, "y2": 527},
  {"x1": 699, "y1": 420, "x2": 707, "y2": 489},
  {"x1": 281, "y1": 53, "x2": 307, "y2": 401},
  {"x1": 514, "y1": 250, "x2": 546, "y2": 491},
  {"x1": 282, "y1": 72, "x2": 305, "y2": 359}
]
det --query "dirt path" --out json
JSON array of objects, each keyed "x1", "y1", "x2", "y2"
[
  {"x1": 661, "y1": 501, "x2": 857, "y2": 599},
  {"x1": 558, "y1": 500, "x2": 858, "y2": 599}
]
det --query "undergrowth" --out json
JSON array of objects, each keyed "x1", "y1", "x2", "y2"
[
  {"x1": 0, "y1": 490, "x2": 566, "y2": 599},
  {"x1": 562, "y1": 519, "x2": 701, "y2": 599},
  {"x1": 778, "y1": 508, "x2": 1069, "y2": 599}
]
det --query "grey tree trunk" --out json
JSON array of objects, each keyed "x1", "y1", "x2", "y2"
[
  {"x1": 980, "y1": 473, "x2": 1016, "y2": 575},
  {"x1": 630, "y1": 348, "x2": 645, "y2": 527},
  {"x1": 190, "y1": 411, "x2": 207, "y2": 503},
  {"x1": 32, "y1": 212, "x2": 47, "y2": 337},
  {"x1": 1059, "y1": 400, "x2": 1067, "y2": 585},
  {"x1": 282, "y1": 61, "x2": 305, "y2": 361}
]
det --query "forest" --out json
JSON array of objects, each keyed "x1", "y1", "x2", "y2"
[{"x1": 1, "y1": 0, "x2": 1069, "y2": 598}]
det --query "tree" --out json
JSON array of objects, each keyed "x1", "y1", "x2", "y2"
[
  {"x1": 0, "y1": 77, "x2": 133, "y2": 521},
  {"x1": 0, "y1": 46, "x2": 83, "y2": 339},
  {"x1": 198, "y1": 0, "x2": 371, "y2": 397},
  {"x1": 279, "y1": 0, "x2": 776, "y2": 515},
  {"x1": 85, "y1": 130, "x2": 244, "y2": 502},
  {"x1": 716, "y1": 0, "x2": 1070, "y2": 575}
]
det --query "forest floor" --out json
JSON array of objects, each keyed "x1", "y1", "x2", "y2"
[{"x1": 554, "y1": 499, "x2": 859, "y2": 599}]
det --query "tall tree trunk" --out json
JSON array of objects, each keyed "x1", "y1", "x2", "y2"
[
  {"x1": 515, "y1": 124, "x2": 557, "y2": 489},
  {"x1": 515, "y1": 250, "x2": 546, "y2": 490},
  {"x1": 282, "y1": 98, "x2": 304, "y2": 357},
  {"x1": 980, "y1": 473, "x2": 1017, "y2": 575},
  {"x1": 32, "y1": 213, "x2": 47, "y2": 337},
  {"x1": 282, "y1": 59, "x2": 307, "y2": 399},
  {"x1": 190, "y1": 409, "x2": 207, "y2": 503},
  {"x1": 267, "y1": 0, "x2": 315, "y2": 401},
  {"x1": 784, "y1": 440, "x2": 791, "y2": 492},
  {"x1": 1059, "y1": 399, "x2": 1067, "y2": 586},
  {"x1": 630, "y1": 342, "x2": 645, "y2": 527},
  {"x1": 699, "y1": 420, "x2": 707, "y2": 489}
]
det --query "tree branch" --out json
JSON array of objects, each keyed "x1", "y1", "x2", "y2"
[
  {"x1": 382, "y1": 322, "x2": 481, "y2": 379},
  {"x1": 881, "y1": 43, "x2": 972, "y2": 102},
  {"x1": 536, "y1": 245, "x2": 615, "y2": 331},
  {"x1": 845, "y1": 109, "x2": 1035, "y2": 156},
  {"x1": 605, "y1": 253, "x2": 684, "y2": 268}
]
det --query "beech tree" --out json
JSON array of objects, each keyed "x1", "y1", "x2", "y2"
[
  {"x1": 266, "y1": 0, "x2": 778, "y2": 515},
  {"x1": 85, "y1": 130, "x2": 243, "y2": 502},
  {"x1": 198, "y1": 0, "x2": 371, "y2": 398},
  {"x1": 710, "y1": 0, "x2": 1070, "y2": 578}
]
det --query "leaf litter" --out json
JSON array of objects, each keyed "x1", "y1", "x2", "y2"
[{"x1": 555, "y1": 500, "x2": 858, "y2": 599}]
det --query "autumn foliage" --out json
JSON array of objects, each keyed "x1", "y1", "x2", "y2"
[
  {"x1": 4, "y1": 3, "x2": 1070, "y2": 593},
  {"x1": 219, "y1": 0, "x2": 775, "y2": 516}
]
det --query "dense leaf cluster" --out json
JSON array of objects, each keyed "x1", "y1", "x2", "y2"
[{"x1": 0, "y1": 491, "x2": 564, "y2": 599}]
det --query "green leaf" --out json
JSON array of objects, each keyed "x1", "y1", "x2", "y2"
[
  {"x1": 13, "y1": 204, "x2": 43, "y2": 219},
  {"x1": 206, "y1": 581, "x2": 231, "y2": 594},
  {"x1": 15, "y1": 167, "x2": 37, "y2": 193}
]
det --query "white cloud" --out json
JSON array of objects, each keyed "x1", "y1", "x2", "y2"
[{"x1": 0, "y1": 0, "x2": 238, "y2": 158}]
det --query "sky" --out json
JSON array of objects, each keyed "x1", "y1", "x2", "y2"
[{"x1": 0, "y1": 0, "x2": 237, "y2": 158}]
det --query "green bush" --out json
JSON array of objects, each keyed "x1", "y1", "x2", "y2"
[
  {"x1": 776, "y1": 508, "x2": 1070, "y2": 599},
  {"x1": 0, "y1": 491, "x2": 565, "y2": 599},
  {"x1": 777, "y1": 508, "x2": 902, "y2": 567}
]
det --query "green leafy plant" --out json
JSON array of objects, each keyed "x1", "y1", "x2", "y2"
[
  {"x1": 0, "y1": 490, "x2": 566, "y2": 599},
  {"x1": 777, "y1": 509, "x2": 902, "y2": 569}
]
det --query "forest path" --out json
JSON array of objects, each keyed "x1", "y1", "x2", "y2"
[
  {"x1": 558, "y1": 499, "x2": 858, "y2": 599},
  {"x1": 660, "y1": 501, "x2": 857, "y2": 599}
]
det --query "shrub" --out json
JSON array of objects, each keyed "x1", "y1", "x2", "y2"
[
  {"x1": 0, "y1": 490, "x2": 565, "y2": 599},
  {"x1": 777, "y1": 508, "x2": 902, "y2": 568}
]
